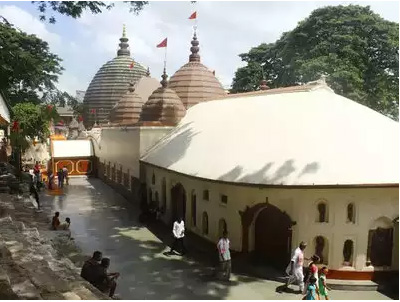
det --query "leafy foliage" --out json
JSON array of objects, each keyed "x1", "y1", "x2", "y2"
[
  {"x1": 31, "y1": 1, "x2": 148, "y2": 23},
  {"x1": 231, "y1": 5, "x2": 399, "y2": 120},
  {"x1": 0, "y1": 19, "x2": 69, "y2": 106},
  {"x1": 10, "y1": 103, "x2": 59, "y2": 152}
]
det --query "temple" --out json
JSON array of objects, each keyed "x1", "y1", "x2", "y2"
[{"x1": 57, "y1": 25, "x2": 397, "y2": 281}]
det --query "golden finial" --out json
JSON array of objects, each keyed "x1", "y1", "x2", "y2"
[{"x1": 122, "y1": 24, "x2": 126, "y2": 38}]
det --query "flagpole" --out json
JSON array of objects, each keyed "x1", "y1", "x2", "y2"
[
  {"x1": 194, "y1": 2, "x2": 198, "y2": 33},
  {"x1": 164, "y1": 45, "x2": 167, "y2": 71},
  {"x1": 195, "y1": 11, "x2": 198, "y2": 33}
]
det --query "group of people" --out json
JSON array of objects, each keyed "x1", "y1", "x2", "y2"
[
  {"x1": 81, "y1": 251, "x2": 120, "y2": 298},
  {"x1": 48, "y1": 166, "x2": 69, "y2": 190},
  {"x1": 168, "y1": 217, "x2": 232, "y2": 281},
  {"x1": 285, "y1": 241, "x2": 331, "y2": 300},
  {"x1": 51, "y1": 211, "x2": 71, "y2": 231}
]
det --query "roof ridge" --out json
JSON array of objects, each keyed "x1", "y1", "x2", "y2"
[{"x1": 223, "y1": 83, "x2": 332, "y2": 100}]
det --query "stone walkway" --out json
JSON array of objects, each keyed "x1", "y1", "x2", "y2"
[{"x1": 40, "y1": 177, "x2": 392, "y2": 300}]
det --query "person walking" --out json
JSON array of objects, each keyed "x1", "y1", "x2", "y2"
[
  {"x1": 303, "y1": 276, "x2": 319, "y2": 300},
  {"x1": 303, "y1": 255, "x2": 320, "y2": 294},
  {"x1": 169, "y1": 217, "x2": 186, "y2": 255},
  {"x1": 34, "y1": 162, "x2": 40, "y2": 186},
  {"x1": 29, "y1": 178, "x2": 40, "y2": 211},
  {"x1": 62, "y1": 166, "x2": 69, "y2": 185},
  {"x1": 285, "y1": 241, "x2": 307, "y2": 293},
  {"x1": 318, "y1": 267, "x2": 331, "y2": 300},
  {"x1": 48, "y1": 170, "x2": 55, "y2": 190},
  {"x1": 217, "y1": 230, "x2": 231, "y2": 281},
  {"x1": 57, "y1": 168, "x2": 64, "y2": 188}
]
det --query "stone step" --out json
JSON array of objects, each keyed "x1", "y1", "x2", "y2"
[
  {"x1": 0, "y1": 203, "x2": 107, "y2": 300},
  {"x1": 327, "y1": 279, "x2": 378, "y2": 291}
]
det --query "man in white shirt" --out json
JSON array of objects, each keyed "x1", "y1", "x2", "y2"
[
  {"x1": 285, "y1": 241, "x2": 307, "y2": 292},
  {"x1": 217, "y1": 230, "x2": 231, "y2": 281},
  {"x1": 169, "y1": 217, "x2": 186, "y2": 255}
]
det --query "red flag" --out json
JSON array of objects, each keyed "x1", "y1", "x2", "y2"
[
  {"x1": 129, "y1": 62, "x2": 134, "y2": 69},
  {"x1": 47, "y1": 104, "x2": 53, "y2": 112},
  {"x1": 78, "y1": 116, "x2": 83, "y2": 122},
  {"x1": 189, "y1": 11, "x2": 197, "y2": 19},
  {"x1": 156, "y1": 38, "x2": 168, "y2": 48},
  {"x1": 11, "y1": 120, "x2": 19, "y2": 132},
  {"x1": 90, "y1": 109, "x2": 96, "y2": 114}
]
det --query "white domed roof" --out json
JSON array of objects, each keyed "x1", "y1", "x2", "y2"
[{"x1": 141, "y1": 83, "x2": 399, "y2": 186}]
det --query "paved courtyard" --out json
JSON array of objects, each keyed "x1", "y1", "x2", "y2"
[{"x1": 40, "y1": 177, "x2": 392, "y2": 300}]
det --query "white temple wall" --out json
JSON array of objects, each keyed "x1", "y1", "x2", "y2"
[
  {"x1": 144, "y1": 164, "x2": 399, "y2": 272},
  {"x1": 96, "y1": 126, "x2": 173, "y2": 179},
  {"x1": 98, "y1": 128, "x2": 141, "y2": 177}
]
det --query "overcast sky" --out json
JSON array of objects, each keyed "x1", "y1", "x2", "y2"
[{"x1": 0, "y1": 1, "x2": 398, "y2": 95}]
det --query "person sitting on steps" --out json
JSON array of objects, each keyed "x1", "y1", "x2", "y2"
[
  {"x1": 60, "y1": 217, "x2": 71, "y2": 230},
  {"x1": 51, "y1": 212, "x2": 60, "y2": 230},
  {"x1": 81, "y1": 251, "x2": 102, "y2": 285},
  {"x1": 93, "y1": 257, "x2": 120, "y2": 298}
]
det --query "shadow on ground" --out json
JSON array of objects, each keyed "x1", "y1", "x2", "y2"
[{"x1": 39, "y1": 177, "x2": 262, "y2": 300}]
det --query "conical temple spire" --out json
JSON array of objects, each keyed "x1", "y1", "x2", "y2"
[
  {"x1": 189, "y1": 32, "x2": 200, "y2": 62},
  {"x1": 160, "y1": 68, "x2": 168, "y2": 88},
  {"x1": 117, "y1": 24, "x2": 130, "y2": 56}
]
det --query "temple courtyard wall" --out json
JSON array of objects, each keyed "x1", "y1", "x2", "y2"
[
  {"x1": 142, "y1": 163, "x2": 399, "y2": 280},
  {"x1": 90, "y1": 126, "x2": 172, "y2": 201}
]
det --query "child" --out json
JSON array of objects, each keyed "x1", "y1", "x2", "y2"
[
  {"x1": 51, "y1": 212, "x2": 61, "y2": 230},
  {"x1": 319, "y1": 267, "x2": 331, "y2": 300},
  {"x1": 303, "y1": 254, "x2": 320, "y2": 294},
  {"x1": 60, "y1": 217, "x2": 71, "y2": 230},
  {"x1": 303, "y1": 276, "x2": 319, "y2": 300}
]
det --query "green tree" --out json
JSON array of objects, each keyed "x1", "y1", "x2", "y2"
[
  {"x1": 0, "y1": 19, "x2": 73, "y2": 106},
  {"x1": 231, "y1": 5, "x2": 399, "y2": 120},
  {"x1": 10, "y1": 103, "x2": 59, "y2": 170},
  {"x1": 31, "y1": 1, "x2": 148, "y2": 23},
  {"x1": 10, "y1": 103, "x2": 59, "y2": 151}
]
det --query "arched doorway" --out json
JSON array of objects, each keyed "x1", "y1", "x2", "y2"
[
  {"x1": 367, "y1": 217, "x2": 393, "y2": 267},
  {"x1": 254, "y1": 205, "x2": 292, "y2": 268},
  {"x1": 170, "y1": 183, "x2": 186, "y2": 223}
]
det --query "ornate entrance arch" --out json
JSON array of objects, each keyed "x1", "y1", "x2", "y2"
[
  {"x1": 240, "y1": 203, "x2": 294, "y2": 268},
  {"x1": 170, "y1": 183, "x2": 186, "y2": 223},
  {"x1": 255, "y1": 205, "x2": 293, "y2": 267}
]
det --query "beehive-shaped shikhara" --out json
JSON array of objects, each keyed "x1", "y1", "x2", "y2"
[
  {"x1": 139, "y1": 69, "x2": 186, "y2": 126},
  {"x1": 83, "y1": 26, "x2": 148, "y2": 127},
  {"x1": 168, "y1": 32, "x2": 226, "y2": 109},
  {"x1": 109, "y1": 82, "x2": 144, "y2": 126}
]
